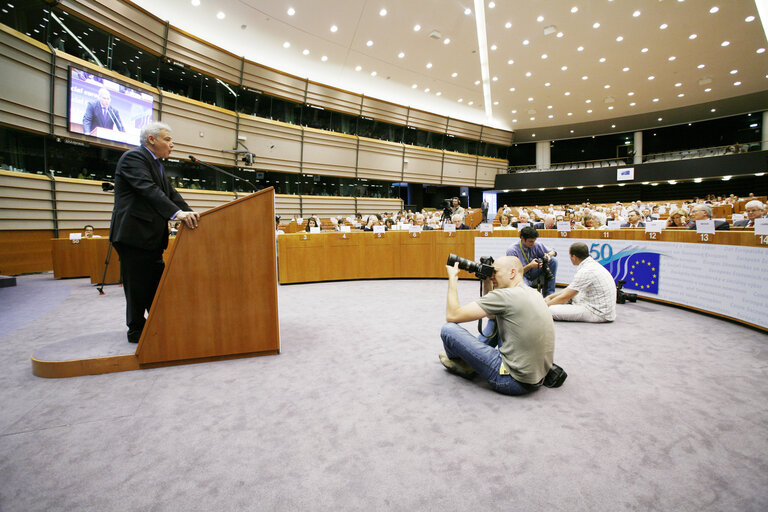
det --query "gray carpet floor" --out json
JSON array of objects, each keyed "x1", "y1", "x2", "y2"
[{"x1": 0, "y1": 273, "x2": 766, "y2": 511}]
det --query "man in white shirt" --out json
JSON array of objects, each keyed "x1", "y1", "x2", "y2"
[{"x1": 544, "y1": 242, "x2": 617, "y2": 323}]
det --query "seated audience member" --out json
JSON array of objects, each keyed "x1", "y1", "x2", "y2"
[
  {"x1": 384, "y1": 218, "x2": 395, "y2": 230},
  {"x1": 305, "y1": 217, "x2": 319, "y2": 232},
  {"x1": 534, "y1": 215, "x2": 556, "y2": 230},
  {"x1": 620, "y1": 210, "x2": 645, "y2": 228},
  {"x1": 505, "y1": 226, "x2": 558, "y2": 297},
  {"x1": 502, "y1": 204, "x2": 512, "y2": 215},
  {"x1": 571, "y1": 212, "x2": 586, "y2": 229},
  {"x1": 584, "y1": 214, "x2": 608, "y2": 230},
  {"x1": 651, "y1": 205, "x2": 661, "y2": 219},
  {"x1": 513, "y1": 212, "x2": 531, "y2": 228},
  {"x1": 733, "y1": 200, "x2": 764, "y2": 228},
  {"x1": 495, "y1": 213, "x2": 514, "y2": 230},
  {"x1": 687, "y1": 204, "x2": 729, "y2": 230},
  {"x1": 544, "y1": 242, "x2": 617, "y2": 323},
  {"x1": 449, "y1": 214, "x2": 470, "y2": 230},
  {"x1": 413, "y1": 213, "x2": 433, "y2": 230},
  {"x1": 82, "y1": 224, "x2": 101, "y2": 238},
  {"x1": 275, "y1": 216, "x2": 284, "y2": 236},
  {"x1": 555, "y1": 214, "x2": 565, "y2": 223},
  {"x1": 439, "y1": 256, "x2": 558, "y2": 396},
  {"x1": 641, "y1": 208, "x2": 653, "y2": 222},
  {"x1": 666, "y1": 209, "x2": 688, "y2": 228},
  {"x1": 363, "y1": 214, "x2": 382, "y2": 231}
]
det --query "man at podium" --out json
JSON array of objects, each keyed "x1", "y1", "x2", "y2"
[
  {"x1": 83, "y1": 87, "x2": 125, "y2": 134},
  {"x1": 109, "y1": 122, "x2": 200, "y2": 343}
]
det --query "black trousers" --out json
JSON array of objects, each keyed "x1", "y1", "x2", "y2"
[{"x1": 114, "y1": 242, "x2": 165, "y2": 342}]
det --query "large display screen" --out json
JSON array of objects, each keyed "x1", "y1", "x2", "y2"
[{"x1": 68, "y1": 66, "x2": 153, "y2": 146}]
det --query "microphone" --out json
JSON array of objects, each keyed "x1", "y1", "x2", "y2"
[
  {"x1": 107, "y1": 107, "x2": 125, "y2": 132},
  {"x1": 187, "y1": 155, "x2": 256, "y2": 194}
]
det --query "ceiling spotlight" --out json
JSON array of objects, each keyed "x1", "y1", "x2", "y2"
[
  {"x1": 668, "y1": 56, "x2": 676, "y2": 61},
  {"x1": 564, "y1": 91, "x2": 571, "y2": 96},
  {"x1": 541, "y1": 53, "x2": 548, "y2": 59},
  {"x1": 528, "y1": 97, "x2": 534, "y2": 101},
  {"x1": 722, "y1": 175, "x2": 732, "y2": 181},
  {"x1": 537, "y1": 15, "x2": 544, "y2": 22},
  {"x1": 616, "y1": 36, "x2": 624, "y2": 42},
  {"x1": 458, "y1": 98, "x2": 463, "y2": 102},
  {"x1": 577, "y1": 46, "x2": 584, "y2": 51},
  {"x1": 523, "y1": 39, "x2": 530, "y2": 45},
  {"x1": 630, "y1": 102, "x2": 636, "y2": 106},
  {"x1": 622, "y1": 67, "x2": 630, "y2": 72},
  {"x1": 675, "y1": 82, "x2": 682, "y2": 87},
  {"x1": 302, "y1": 49, "x2": 309, "y2": 55},
  {"x1": 413, "y1": 24, "x2": 421, "y2": 31},
  {"x1": 653, "y1": 98, "x2": 659, "y2": 102},
  {"x1": 544, "y1": 82, "x2": 551, "y2": 86},
  {"x1": 355, "y1": 65, "x2": 362, "y2": 71},
  {"x1": 426, "y1": 62, "x2": 432, "y2": 68},
  {"x1": 370, "y1": 71, "x2": 377, "y2": 76},
  {"x1": 508, "y1": 59, "x2": 514, "y2": 65},
  {"x1": 424, "y1": 88, "x2": 430, "y2": 92},
  {"x1": 710, "y1": 108, "x2": 716, "y2": 112},
  {"x1": 444, "y1": 38, "x2": 451, "y2": 45},
  {"x1": 492, "y1": 76, "x2": 498, "y2": 81},
  {"x1": 641, "y1": 47, "x2": 648, "y2": 53},
  {"x1": 689, "y1": 34, "x2": 698, "y2": 39},
  {"x1": 489, "y1": 1, "x2": 496, "y2": 7},
  {"x1": 331, "y1": 25, "x2": 338, "y2": 33},
  {"x1": 758, "y1": 48, "x2": 766, "y2": 54},
  {"x1": 628, "y1": 91, "x2": 634, "y2": 96},
  {"x1": 464, "y1": 8, "x2": 471, "y2": 15},
  {"x1": 593, "y1": 22, "x2": 600, "y2": 29},
  {"x1": 659, "y1": 23, "x2": 668, "y2": 29},
  {"x1": 648, "y1": 76, "x2": 655, "y2": 80},
  {"x1": 398, "y1": 52, "x2": 405, "y2": 58},
  {"x1": 561, "y1": 65, "x2": 568, "y2": 71},
  {"x1": 599, "y1": 57, "x2": 606, "y2": 62},
  {"x1": 745, "y1": 15, "x2": 755, "y2": 22},
  {"x1": 287, "y1": 7, "x2": 295, "y2": 16},
  {"x1": 733, "y1": 81, "x2": 742, "y2": 86},
  {"x1": 525, "y1": 71, "x2": 532, "y2": 77},
  {"x1": 694, "y1": 178, "x2": 703, "y2": 183},
  {"x1": 721, "y1": 41, "x2": 730, "y2": 46},
  {"x1": 379, "y1": 8, "x2": 387, "y2": 16},
  {"x1": 658, "y1": 117, "x2": 663, "y2": 121},
  {"x1": 571, "y1": 7, "x2": 578, "y2": 13},
  {"x1": 321, "y1": 55, "x2": 328, "y2": 62},
  {"x1": 557, "y1": 31, "x2": 564, "y2": 38},
  {"x1": 698, "y1": 64, "x2": 705, "y2": 69},
  {"x1": 436, "y1": 92, "x2": 442, "y2": 96},
  {"x1": 490, "y1": 44, "x2": 497, "y2": 50},
  {"x1": 705, "y1": 88, "x2": 712, "y2": 92},
  {"x1": 191, "y1": 0, "x2": 200, "y2": 5},
  {"x1": 475, "y1": 80, "x2": 481, "y2": 85},
  {"x1": 451, "y1": 72, "x2": 458, "y2": 77},
  {"x1": 709, "y1": 6, "x2": 719, "y2": 13},
  {"x1": 411, "y1": 83, "x2": 418, "y2": 88},
  {"x1": 587, "y1": 109, "x2": 592, "y2": 113},
  {"x1": 633, "y1": 10, "x2": 641, "y2": 17},
  {"x1": 730, "y1": 69, "x2": 738, "y2": 74},
  {"x1": 582, "y1": 75, "x2": 588, "y2": 80},
  {"x1": 366, "y1": 40, "x2": 374, "y2": 46},
  {"x1": 216, "y1": 11, "x2": 225, "y2": 19},
  {"x1": 505, "y1": 22, "x2": 512, "y2": 29},
  {"x1": 283, "y1": 41, "x2": 291, "y2": 48}
]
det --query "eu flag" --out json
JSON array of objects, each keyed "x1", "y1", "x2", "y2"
[{"x1": 623, "y1": 253, "x2": 660, "y2": 294}]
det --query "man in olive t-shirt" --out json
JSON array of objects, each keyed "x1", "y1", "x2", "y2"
[{"x1": 440, "y1": 256, "x2": 556, "y2": 395}]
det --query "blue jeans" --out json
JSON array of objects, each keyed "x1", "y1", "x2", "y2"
[
  {"x1": 524, "y1": 257, "x2": 558, "y2": 296},
  {"x1": 440, "y1": 321, "x2": 535, "y2": 396}
]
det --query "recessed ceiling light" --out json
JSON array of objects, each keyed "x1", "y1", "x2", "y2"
[
  {"x1": 475, "y1": 80, "x2": 481, "y2": 85},
  {"x1": 509, "y1": 89, "x2": 516, "y2": 93},
  {"x1": 730, "y1": 69, "x2": 738, "y2": 74},
  {"x1": 604, "y1": 84, "x2": 610, "y2": 89},
  {"x1": 653, "y1": 97, "x2": 659, "y2": 102},
  {"x1": 557, "y1": 32, "x2": 564, "y2": 38},
  {"x1": 599, "y1": 57, "x2": 606, "y2": 62},
  {"x1": 564, "y1": 91, "x2": 571, "y2": 95},
  {"x1": 355, "y1": 65, "x2": 362, "y2": 71},
  {"x1": 733, "y1": 81, "x2": 741, "y2": 86},
  {"x1": 698, "y1": 64, "x2": 705, "y2": 69},
  {"x1": 630, "y1": 102, "x2": 636, "y2": 106},
  {"x1": 677, "y1": 93, "x2": 684, "y2": 97},
  {"x1": 571, "y1": 7, "x2": 578, "y2": 13},
  {"x1": 436, "y1": 92, "x2": 442, "y2": 96},
  {"x1": 331, "y1": 25, "x2": 338, "y2": 33},
  {"x1": 561, "y1": 65, "x2": 568, "y2": 71},
  {"x1": 523, "y1": 39, "x2": 530, "y2": 45},
  {"x1": 609, "y1": 106, "x2": 614, "y2": 110},
  {"x1": 745, "y1": 15, "x2": 755, "y2": 22},
  {"x1": 283, "y1": 41, "x2": 291, "y2": 48},
  {"x1": 444, "y1": 38, "x2": 451, "y2": 45},
  {"x1": 587, "y1": 109, "x2": 592, "y2": 113},
  {"x1": 525, "y1": 71, "x2": 532, "y2": 77},
  {"x1": 424, "y1": 88, "x2": 430, "y2": 92},
  {"x1": 216, "y1": 11, "x2": 225, "y2": 19},
  {"x1": 577, "y1": 46, "x2": 584, "y2": 51},
  {"x1": 505, "y1": 22, "x2": 512, "y2": 29},
  {"x1": 722, "y1": 175, "x2": 732, "y2": 181},
  {"x1": 633, "y1": 10, "x2": 641, "y2": 17},
  {"x1": 568, "y1": 112, "x2": 573, "y2": 116},
  {"x1": 641, "y1": 47, "x2": 648, "y2": 53},
  {"x1": 451, "y1": 72, "x2": 458, "y2": 77},
  {"x1": 622, "y1": 67, "x2": 630, "y2": 72},
  {"x1": 379, "y1": 8, "x2": 387, "y2": 16},
  {"x1": 648, "y1": 76, "x2": 655, "y2": 80},
  {"x1": 493, "y1": 101, "x2": 498, "y2": 105},
  {"x1": 577, "y1": 186, "x2": 584, "y2": 189},
  {"x1": 508, "y1": 59, "x2": 514, "y2": 65},
  {"x1": 537, "y1": 15, "x2": 544, "y2": 22},
  {"x1": 709, "y1": 6, "x2": 719, "y2": 13},
  {"x1": 511, "y1": 109, "x2": 517, "y2": 113},
  {"x1": 528, "y1": 97, "x2": 534, "y2": 101},
  {"x1": 694, "y1": 178, "x2": 703, "y2": 183},
  {"x1": 593, "y1": 22, "x2": 600, "y2": 29},
  {"x1": 544, "y1": 82, "x2": 551, "y2": 86},
  {"x1": 191, "y1": 0, "x2": 200, "y2": 5},
  {"x1": 705, "y1": 88, "x2": 712, "y2": 92},
  {"x1": 710, "y1": 108, "x2": 716, "y2": 112},
  {"x1": 541, "y1": 53, "x2": 548, "y2": 59},
  {"x1": 464, "y1": 8, "x2": 471, "y2": 15},
  {"x1": 585, "y1": 99, "x2": 592, "y2": 104},
  {"x1": 413, "y1": 24, "x2": 421, "y2": 31},
  {"x1": 489, "y1": 1, "x2": 496, "y2": 7},
  {"x1": 491, "y1": 44, "x2": 498, "y2": 50},
  {"x1": 548, "y1": 114, "x2": 554, "y2": 118},
  {"x1": 426, "y1": 62, "x2": 432, "y2": 68},
  {"x1": 458, "y1": 98, "x2": 463, "y2": 102},
  {"x1": 616, "y1": 36, "x2": 624, "y2": 42},
  {"x1": 370, "y1": 71, "x2": 377, "y2": 76},
  {"x1": 721, "y1": 41, "x2": 730, "y2": 46},
  {"x1": 530, "y1": 117, "x2": 535, "y2": 121},
  {"x1": 758, "y1": 48, "x2": 766, "y2": 54},
  {"x1": 689, "y1": 34, "x2": 697, "y2": 39},
  {"x1": 398, "y1": 52, "x2": 405, "y2": 58},
  {"x1": 411, "y1": 84, "x2": 418, "y2": 89},
  {"x1": 302, "y1": 49, "x2": 309, "y2": 55},
  {"x1": 657, "y1": 117, "x2": 663, "y2": 121},
  {"x1": 366, "y1": 40, "x2": 374, "y2": 47},
  {"x1": 675, "y1": 82, "x2": 682, "y2": 87},
  {"x1": 547, "y1": 105, "x2": 553, "y2": 109},
  {"x1": 321, "y1": 55, "x2": 328, "y2": 62},
  {"x1": 287, "y1": 7, "x2": 295, "y2": 16},
  {"x1": 512, "y1": 119, "x2": 518, "y2": 123},
  {"x1": 659, "y1": 23, "x2": 668, "y2": 29},
  {"x1": 628, "y1": 91, "x2": 635, "y2": 96},
  {"x1": 582, "y1": 75, "x2": 588, "y2": 80},
  {"x1": 668, "y1": 56, "x2": 676, "y2": 61}
]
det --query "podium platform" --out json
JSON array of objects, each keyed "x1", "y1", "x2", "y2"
[{"x1": 32, "y1": 187, "x2": 281, "y2": 378}]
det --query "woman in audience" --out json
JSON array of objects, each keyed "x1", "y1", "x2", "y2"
[
  {"x1": 384, "y1": 218, "x2": 395, "y2": 230},
  {"x1": 305, "y1": 217, "x2": 319, "y2": 232},
  {"x1": 584, "y1": 214, "x2": 608, "y2": 230},
  {"x1": 666, "y1": 208, "x2": 688, "y2": 228},
  {"x1": 495, "y1": 213, "x2": 514, "y2": 230},
  {"x1": 363, "y1": 214, "x2": 382, "y2": 231}
]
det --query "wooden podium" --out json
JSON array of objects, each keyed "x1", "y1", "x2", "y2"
[{"x1": 32, "y1": 187, "x2": 280, "y2": 378}]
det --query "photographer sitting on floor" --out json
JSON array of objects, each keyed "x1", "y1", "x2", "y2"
[
  {"x1": 439, "y1": 256, "x2": 561, "y2": 395},
  {"x1": 505, "y1": 226, "x2": 558, "y2": 297},
  {"x1": 544, "y1": 242, "x2": 616, "y2": 323}
]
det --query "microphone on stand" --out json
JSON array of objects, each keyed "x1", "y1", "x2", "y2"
[
  {"x1": 107, "y1": 107, "x2": 125, "y2": 132},
  {"x1": 188, "y1": 155, "x2": 257, "y2": 195}
]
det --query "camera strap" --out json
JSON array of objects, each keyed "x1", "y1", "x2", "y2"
[{"x1": 518, "y1": 241, "x2": 533, "y2": 264}]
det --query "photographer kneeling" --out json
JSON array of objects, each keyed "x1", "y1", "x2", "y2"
[
  {"x1": 440, "y1": 256, "x2": 563, "y2": 395},
  {"x1": 544, "y1": 242, "x2": 616, "y2": 323},
  {"x1": 506, "y1": 226, "x2": 558, "y2": 297}
]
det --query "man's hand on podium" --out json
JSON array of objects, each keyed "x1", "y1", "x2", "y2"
[{"x1": 177, "y1": 211, "x2": 200, "y2": 229}]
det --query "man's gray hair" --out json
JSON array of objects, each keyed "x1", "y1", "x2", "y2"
[
  {"x1": 745, "y1": 199, "x2": 764, "y2": 210},
  {"x1": 140, "y1": 122, "x2": 172, "y2": 146},
  {"x1": 692, "y1": 204, "x2": 713, "y2": 218}
]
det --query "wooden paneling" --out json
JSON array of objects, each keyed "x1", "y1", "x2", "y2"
[
  {"x1": 305, "y1": 82, "x2": 361, "y2": 117},
  {"x1": 360, "y1": 97, "x2": 409, "y2": 127},
  {"x1": 407, "y1": 107, "x2": 448, "y2": 134},
  {"x1": 357, "y1": 138, "x2": 404, "y2": 181},
  {"x1": 0, "y1": 25, "x2": 52, "y2": 134},
  {"x1": 0, "y1": 171, "x2": 54, "y2": 230},
  {"x1": 237, "y1": 114, "x2": 302, "y2": 174},
  {"x1": 446, "y1": 118, "x2": 483, "y2": 141},
  {"x1": 301, "y1": 128, "x2": 358, "y2": 178},
  {"x1": 442, "y1": 152, "x2": 477, "y2": 187},
  {"x1": 165, "y1": 27, "x2": 241, "y2": 85},
  {"x1": 0, "y1": 229, "x2": 54, "y2": 275},
  {"x1": 476, "y1": 157, "x2": 506, "y2": 188},
  {"x1": 241, "y1": 61, "x2": 306, "y2": 104},
  {"x1": 403, "y1": 146, "x2": 442, "y2": 185},
  {"x1": 482, "y1": 126, "x2": 515, "y2": 146}
]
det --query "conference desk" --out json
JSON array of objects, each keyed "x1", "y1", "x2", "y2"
[{"x1": 278, "y1": 229, "x2": 768, "y2": 331}]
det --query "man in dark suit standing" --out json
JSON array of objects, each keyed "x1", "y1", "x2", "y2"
[
  {"x1": 110, "y1": 122, "x2": 199, "y2": 342},
  {"x1": 481, "y1": 199, "x2": 489, "y2": 223},
  {"x1": 83, "y1": 87, "x2": 125, "y2": 134}
]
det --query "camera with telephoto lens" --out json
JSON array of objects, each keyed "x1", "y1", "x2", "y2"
[
  {"x1": 535, "y1": 257, "x2": 555, "y2": 282},
  {"x1": 446, "y1": 254, "x2": 495, "y2": 280},
  {"x1": 616, "y1": 280, "x2": 637, "y2": 304}
]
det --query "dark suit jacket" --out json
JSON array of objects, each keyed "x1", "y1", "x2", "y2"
[
  {"x1": 732, "y1": 219, "x2": 751, "y2": 228},
  {"x1": 109, "y1": 146, "x2": 189, "y2": 252},
  {"x1": 687, "y1": 220, "x2": 730, "y2": 231},
  {"x1": 620, "y1": 222, "x2": 646, "y2": 228},
  {"x1": 82, "y1": 100, "x2": 125, "y2": 134}
]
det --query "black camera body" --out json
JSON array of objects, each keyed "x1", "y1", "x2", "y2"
[
  {"x1": 447, "y1": 254, "x2": 495, "y2": 280},
  {"x1": 535, "y1": 257, "x2": 555, "y2": 282},
  {"x1": 616, "y1": 280, "x2": 637, "y2": 304}
]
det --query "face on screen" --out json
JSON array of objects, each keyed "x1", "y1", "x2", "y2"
[{"x1": 98, "y1": 89, "x2": 111, "y2": 108}]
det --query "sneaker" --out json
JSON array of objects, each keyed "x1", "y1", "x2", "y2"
[
  {"x1": 439, "y1": 351, "x2": 476, "y2": 379},
  {"x1": 543, "y1": 363, "x2": 567, "y2": 388}
]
